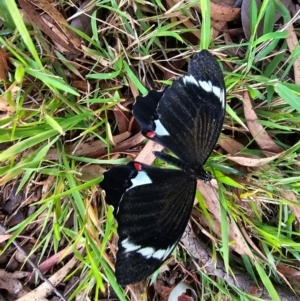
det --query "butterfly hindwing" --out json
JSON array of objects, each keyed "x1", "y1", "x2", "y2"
[
  {"x1": 133, "y1": 50, "x2": 225, "y2": 168},
  {"x1": 100, "y1": 161, "x2": 196, "y2": 285}
]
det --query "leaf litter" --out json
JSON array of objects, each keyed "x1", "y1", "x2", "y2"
[{"x1": 1, "y1": 0, "x2": 300, "y2": 300}]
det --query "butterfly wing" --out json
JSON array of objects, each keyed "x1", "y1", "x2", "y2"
[
  {"x1": 133, "y1": 50, "x2": 225, "y2": 168},
  {"x1": 100, "y1": 161, "x2": 196, "y2": 285}
]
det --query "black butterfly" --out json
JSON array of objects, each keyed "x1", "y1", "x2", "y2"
[{"x1": 100, "y1": 50, "x2": 226, "y2": 285}]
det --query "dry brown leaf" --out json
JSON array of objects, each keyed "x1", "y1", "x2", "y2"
[
  {"x1": 26, "y1": 245, "x2": 82, "y2": 282},
  {"x1": 0, "y1": 97, "x2": 15, "y2": 114},
  {"x1": 164, "y1": 0, "x2": 201, "y2": 41},
  {"x1": 0, "y1": 235, "x2": 31, "y2": 244},
  {"x1": 0, "y1": 49, "x2": 9, "y2": 82},
  {"x1": 219, "y1": 133, "x2": 245, "y2": 155},
  {"x1": 17, "y1": 256, "x2": 78, "y2": 301},
  {"x1": 45, "y1": 132, "x2": 131, "y2": 160},
  {"x1": 154, "y1": 280, "x2": 173, "y2": 301},
  {"x1": 168, "y1": 282, "x2": 197, "y2": 301},
  {"x1": 79, "y1": 165, "x2": 106, "y2": 181},
  {"x1": 41, "y1": 176, "x2": 56, "y2": 197},
  {"x1": 286, "y1": 24, "x2": 300, "y2": 85},
  {"x1": 280, "y1": 189, "x2": 300, "y2": 223},
  {"x1": 135, "y1": 140, "x2": 164, "y2": 164},
  {"x1": 41, "y1": 15, "x2": 76, "y2": 54},
  {"x1": 0, "y1": 270, "x2": 29, "y2": 278},
  {"x1": 196, "y1": 181, "x2": 253, "y2": 258},
  {"x1": 72, "y1": 80, "x2": 90, "y2": 91},
  {"x1": 19, "y1": 0, "x2": 77, "y2": 54},
  {"x1": 0, "y1": 86, "x2": 20, "y2": 114},
  {"x1": 212, "y1": 19, "x2": 227, "y2": 38},
  {"x1": 227, "y1": 151, "x2": 283, "y2": 167},
  {"x1": 241, "y1": 0, "x2": 262, "y2": 40},
  {"x1": 70, "y1": 0, "x2": 98, "y2": 38},
  {"x1": 113, "y1": 109, "x2": 129, "y2": 134},
  {"x1": 243, "y1": 91, "x2": 284, "y2": 154},
  {"x1": 210, "y1": 1, "x2": 241, "y2": 22},
  {"x1": 0, "y1": 274, "x2": 22, "y2": 295},
  {"x1": 128, "y1": 76, "x2": 140, "y2": 100},
  {"x1": 29, "y1": 0, "x2": 81, "y2": 48},
  {"x1": 277, "y1": 263, "x2": 300, "y2": 281},
  {"x1": 210, "y1": 0, "x2": 240, "y2": 37},
  {"x1": 112, "y1": 132, "x2": 145, "y2": 153}
]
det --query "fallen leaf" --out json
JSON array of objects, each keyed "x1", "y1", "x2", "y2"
[
  {"x1": 26, "y1": 245, "x2": 83, "y2": 282},
  {"x1": 29, "y1": 0, "x2": 81, "y2": 48},
  {"x1": 45, "y1": 132, "x2": 131, "y2": 160},
  {"x1": 79, "y1": 165, "x2": 106, "y2": 181},
  {"x1": 135, "y1": 140, "x2": 164, "y2": 164},
  {"x1": 219, "y1": 133, "x2": 245, "y2": 155},
  {"x1": 243, "y1": 91, "x2": 284, "y2": 154},
  {"x1": 0, "y1": 235, "x2": 32, "y2": 243},
  {"x1": 19, "y1": 0, "x2": 79, "y2": 54},
  {"x1": 0, "y1": 86, "x2": 20, "y2": 114},
  {"x1": 72, "y1": 80, "x2": 90, "y2": 92},
  {"x1": 113, "y1": 108, "x2": 129, "y2": 134},
  {"x1": 196, "y1": 181, "x2": 253, "y2": 258},
  {"x1": 0, "y1": 48, "x2": 9, "y2": 82},
  {"x1": 168, "y1": 282, "x2": 197, "y2": 301},
  {"x1": 70, "y1": 0, "x2": 98, "y2": 38},
  {"x1": 0, "y1": 274, "x2": 22, "y2": 295},
  {"x1": 277, "y1": 263, "x2": 300, "y2": 282},
  {"x1": 286, "y1": 24, "x2": 300, "y2": 85},
  {"x1": 227, "y1": 151, "x2": 283, "y2": 167},
  {"x1": 280, "y1": 189, "x2": 300, "y2": 224},
  {"x1": 210, "y1": 1, "x2": 241, "y2": 22},
  {"x1": 17, "y1": 256, "x2": 78, "y2": 301}
]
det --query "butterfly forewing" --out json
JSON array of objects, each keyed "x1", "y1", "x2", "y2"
[
  {"x1": 100, "y1": 162, "x2": 196, "y2": 285},
  {"x1": 133, "y1": 50, "x2": 225, "y2": 169}
]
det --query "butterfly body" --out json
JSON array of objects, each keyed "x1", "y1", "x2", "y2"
[{"x1": 100, "y1": 50, "x2": 225, "y2": 285}]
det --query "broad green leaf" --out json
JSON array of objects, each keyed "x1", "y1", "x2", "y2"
[
  {"x1": 123, "y1": 61, "x2": 147, "y2": 94},
  {"x1": 255, "y1": 262, "x2": 280, "y2": 301},
  {"x1": 275, "y1": 83, "x2": 300, "y2": 113}
]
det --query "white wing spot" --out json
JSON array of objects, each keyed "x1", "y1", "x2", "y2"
[
  {"x1": 212, "y1": 86, "x2": 221, "y2": 99},
  {"x1": 122, "y1": 238, "x2": 141, "y2": 252},
  {"x1": 198, "y1": 80, "x2": 212, "y2": 92},
  {"x1": 183, "y1": 75, "x2": 199, "y2": 87},
  {"x1": 198, "y1": 80, "x2": 225, "y2": 107},
  {"x1": 154, "y1": 119, "x2": 170, "y2": 136},
  {"x1": 121, "y1": 238, "x2": 175, "y2": 260},
  {"x1": 152, "y1": 249, "x2": 165, "y2": 259},
  {"x1": 128, "y1": 171, "x2": 152, "y2": 191},
  {"x1": 138, "y1": 247, "x2": 156, "y2": 259},
  {"x1": 220, "y1": 89, "x2": 225, "y2": 108}
]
